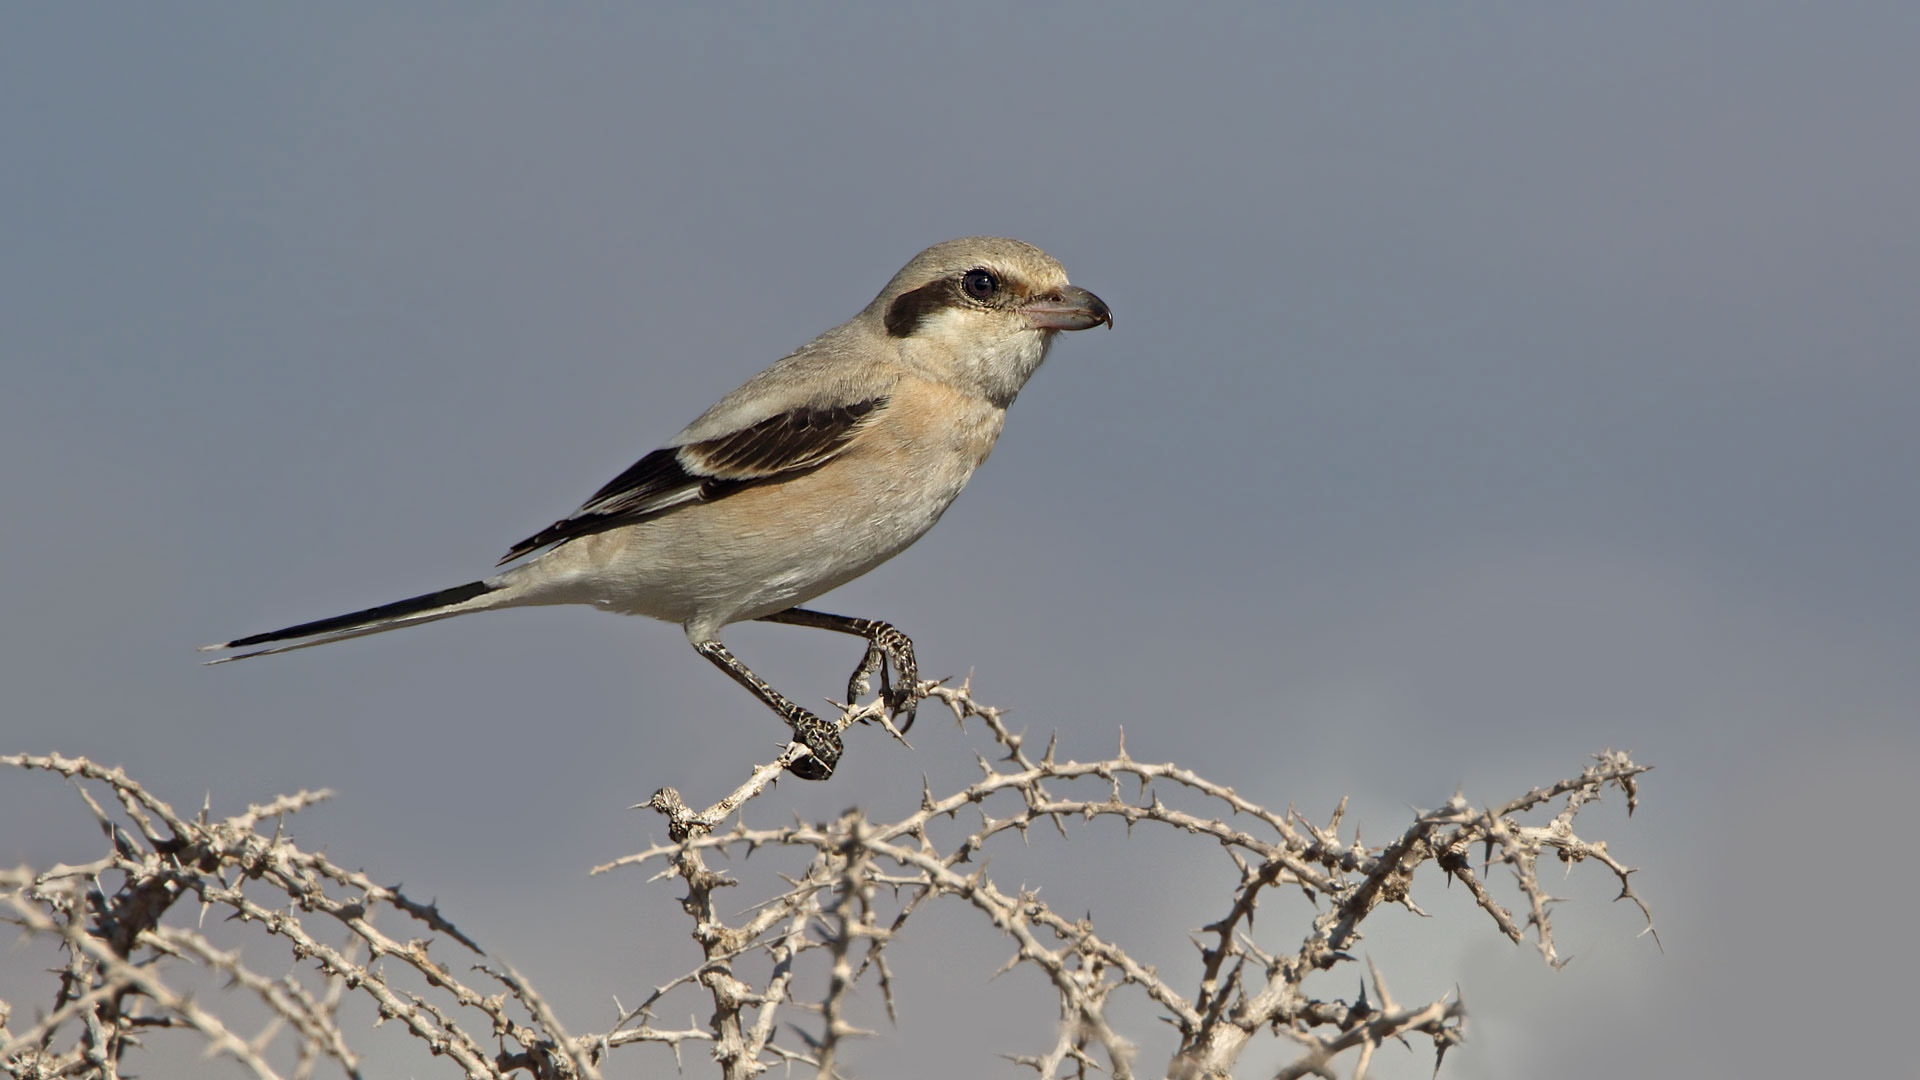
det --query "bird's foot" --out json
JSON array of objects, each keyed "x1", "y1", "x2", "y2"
[
  {"x1": 845, "y1": 622, "x2": 922, "y2": 733},
  {"x1": 784, "y1": 709, "x2": 844, "y2": 781}
]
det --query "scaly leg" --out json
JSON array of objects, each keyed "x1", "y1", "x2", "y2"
[
  {"x1": 693, "y1": 639, "x2": 842, "y2": 780},
  {"x1": 757, "y1": 608, "x2": 922, "y2": 733}
]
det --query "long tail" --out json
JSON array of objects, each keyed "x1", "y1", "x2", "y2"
[{"x1": 199, "y1": 580, "x2": 504, "y2": 663}]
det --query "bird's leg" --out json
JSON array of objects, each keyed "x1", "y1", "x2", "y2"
[
  {"x1": 757, "y1": 608, "x2": 922, "y2": 733},
  {"x1": 693, "y1": 640, "x2": 842, "y2": 780}
]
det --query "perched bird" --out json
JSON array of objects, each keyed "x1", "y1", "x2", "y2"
[{"x1": 202, "y1": 237, "x2": 1111, "y2": 779}]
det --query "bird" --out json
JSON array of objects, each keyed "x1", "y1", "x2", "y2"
[{"x1": 201, "y1": 237, "x2": 1111, "y2": 780}]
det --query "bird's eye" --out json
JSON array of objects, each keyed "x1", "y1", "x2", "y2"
[{"x1": 961, "y1": 268, "x2": 999, "y2": 301}]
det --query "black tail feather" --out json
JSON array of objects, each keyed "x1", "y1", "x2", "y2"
[{"x1": 223, "y1": 581, "x2": 497, "y2": 648}]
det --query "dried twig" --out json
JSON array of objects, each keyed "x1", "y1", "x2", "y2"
[{"x1": 4, "y1": 682, "x2": 1652, "y2": 1080}]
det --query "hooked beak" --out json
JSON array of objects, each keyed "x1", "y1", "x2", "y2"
[{"x1": 1022, "y1": 285, "x2": 1113, "y2": 332}]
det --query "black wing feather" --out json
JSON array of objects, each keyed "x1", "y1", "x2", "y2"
[{"x1": 498, "y1": 397, "x2": 888, "y2": 564}]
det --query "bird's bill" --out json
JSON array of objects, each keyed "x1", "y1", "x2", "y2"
[{"x1": 1022, "y1": 285, "x2": 1113, "y2": 332}]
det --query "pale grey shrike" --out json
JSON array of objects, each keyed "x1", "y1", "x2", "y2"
[{"x1": 203, "y1": 237, "x2": 1111, "y2": 779}]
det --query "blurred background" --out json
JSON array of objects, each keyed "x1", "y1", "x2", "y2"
[{"x1": 4, "y1": 6, "x2": 1915, "y2": 1077}]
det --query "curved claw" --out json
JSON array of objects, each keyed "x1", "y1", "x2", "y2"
[
  {"x1": 847, "y1": 643, "x2": 884, "y2": 705},
  {"x1": 887, "y1": 686, "x2": 921, "y2": 734},
  {"x1": 786, "y1": 752, "x2": 835, "y2": 781}
]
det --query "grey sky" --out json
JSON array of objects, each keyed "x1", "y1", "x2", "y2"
[{"x1": 4, "y1": 6, "x2": 1916, "y2": 1077}]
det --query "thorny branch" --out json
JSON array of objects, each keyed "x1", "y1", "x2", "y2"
[{"x1": 4, "y1": 682, "x2": 1652, "y2": 1079}]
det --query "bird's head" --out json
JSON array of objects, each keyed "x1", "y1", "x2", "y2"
[{"x1": 868, "y1": 237, "x2": 1111, "y2": 406}]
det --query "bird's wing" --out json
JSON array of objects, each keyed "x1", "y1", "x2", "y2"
[{"x1": 497, "y1": 397, "x2": 889, "y2": 564}]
